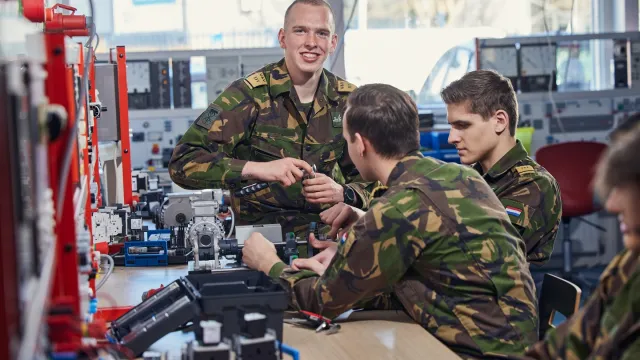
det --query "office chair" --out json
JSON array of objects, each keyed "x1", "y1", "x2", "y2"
[
  {"x1": 535, "y1": 141, "x2": 608, "y2": 290},
  {"x1": 538, "y1": 273, "x2": 582, "y2": 340}
]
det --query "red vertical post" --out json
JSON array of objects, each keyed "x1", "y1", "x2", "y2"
[
  {"x1": 114, "y1": 46, "x2": 133, "y2": 207},
  {"x1": 44, "y1": 33, "x2": 81, "y2": 353}
]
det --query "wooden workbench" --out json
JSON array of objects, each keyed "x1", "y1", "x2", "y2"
[{"x1": 98, "y1": 266, "x2": 460, "y2": 360}]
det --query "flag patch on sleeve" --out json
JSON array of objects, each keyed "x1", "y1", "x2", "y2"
[{"x1": 506, "y1": 206, "x2": 522, "y2": 217}]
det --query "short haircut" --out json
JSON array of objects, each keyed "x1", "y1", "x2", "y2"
[
  {"x1": 345, "y1": 83, "x2": 420, "y2": 158},
  {"x1": 610, "y1": 112, "x2": 640, "y2": 144},
  {"x1": 284, "y1": 0, "x2": 335, "y2": 33},
  {"x1": 441, "y1": 70, "x2": 519, "y2": 136},
  {"x1": 595, "y1": 125, "x2": 640, "y2": 198}
]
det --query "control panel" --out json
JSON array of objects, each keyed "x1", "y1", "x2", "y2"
[
  {"x1": 517, "y1": 88, "x2": 640, "y2": 152},
  {"x1": 129, "y1": 108, "x2": 202, "y2": 169}
]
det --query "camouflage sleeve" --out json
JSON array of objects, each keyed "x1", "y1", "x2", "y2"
[
  {"x1": 501, "y1": 174, "x2": 562, "y2": 265},
  {"x1": 524, "y1": 251, "x2": 635, "y2": 359},
  {"x1": 168, "y1": 79, "x2": 258, "y2": 190},
  {"x1": 270, "y1": 196, "x2": 424, "y2": 319}
]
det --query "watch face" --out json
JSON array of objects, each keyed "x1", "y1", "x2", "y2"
[{"x1": 345, "y1": 187, "x2": 355, "y2": 203}]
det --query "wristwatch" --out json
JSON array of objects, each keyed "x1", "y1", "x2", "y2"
[{"x1": 343, "y1": 186, "x2": 357, "y2": 206}]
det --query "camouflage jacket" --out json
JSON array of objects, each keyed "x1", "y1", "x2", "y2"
[
  {"x1": 472, "y1": 140, "x2": 562, "y2": 265},
  {"x1": 269, "y1": 152, "x2": 539, "y2": 359},
  {"x1": 525, "y1": 250, "x2": 640, "y2": 360},
  {"x1": 168, "y1": 58, "x2": 372, "y2": 234}
]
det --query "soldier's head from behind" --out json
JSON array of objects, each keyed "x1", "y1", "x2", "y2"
[
  {"x1": 595, "y1": 125, "x2": 640, "y2": 252},
  {"x1": 610, "y1": 112, "x2": 640, "y2": 144},
  {"x1": 279, "y1": 0, "x2": 337, "y2": 78},
  {"x1": 343, "y1": 83, "x2": 420, "y2": 182},
  {"x1": 441, "y1": 70, "x2": 519, "y2": 167}
]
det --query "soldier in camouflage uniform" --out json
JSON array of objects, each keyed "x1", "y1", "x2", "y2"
[
  {"x1": 168, "y1": 0, "x2": 372, "y2": 236},
  {"x1": 442, "y1": 70, "x2": 562, "y2": 265},
  {"x1": 525, "y1": 125, "x2": 640, "y2": 359},
  {"x1": 243, "y1": 84, "x2": 539, "y2": 359}
]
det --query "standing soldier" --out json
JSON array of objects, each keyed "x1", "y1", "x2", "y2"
[
  {"x1": 442, "y1": 70, "x2": 562, "y2": 265},
  {"x1": 169, "y1": 0, "x2": 372, "y2": 236}
]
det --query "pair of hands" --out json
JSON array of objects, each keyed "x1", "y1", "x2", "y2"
[
  {"x1": 242, "y1": 202, "x2": 365, "y2": 275},
  {"x1": 243, "y1": 157, "x2": 344, "y2": 204}
]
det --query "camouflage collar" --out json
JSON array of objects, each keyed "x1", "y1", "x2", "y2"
[
  {"x1": 473, "y1": 140, "x2": 528, "y2": 179},
  {"x1": 385, "y1": 151, "x2": 425, "y2": 187},
  {"x1": 267, "y1": 58, "x2": 340, "y2": 105}
]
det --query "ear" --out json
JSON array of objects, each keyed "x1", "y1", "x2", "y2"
[
  {"x1": 493, "y1": 110, "x2": 509, "y2": 134},
  {"x1": 278, "y1": 28, "x2": 286, "y2": 49},
  {"x1": 354, "y1": 133, "x2": 368, "y2": 157},
  {"x1": 329, "y1": 33, "x2": 338, "y2": 54}
]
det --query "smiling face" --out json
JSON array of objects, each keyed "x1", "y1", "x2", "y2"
[
  {"x1": 278, "y1": 3, "x2": 337, "y2": 77},
  {"x1": 605, "y1": 185, "x2": 640, "y2": 252}
]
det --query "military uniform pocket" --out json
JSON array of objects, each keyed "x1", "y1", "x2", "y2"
[{"x1": 250, "y1": 146, "x2": 282, "y2": 162}]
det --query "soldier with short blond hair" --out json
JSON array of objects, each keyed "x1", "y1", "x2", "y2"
[{"x1": 169, "y1": 0, "x2": 373, "y2": 236}]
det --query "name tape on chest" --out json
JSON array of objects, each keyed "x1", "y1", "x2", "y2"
[
  {"x1": 514, "y1": 165, "x2": 535, "y2": 176},
  {"x1": 244, "y1": 72, "x2": 267, "y2": 89}
]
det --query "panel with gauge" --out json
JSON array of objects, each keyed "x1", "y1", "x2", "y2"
[
  {"x1": 478, "y1": 45, "x2": 519, "y2": 91},
  {"x1": 519, "y1": 43, "x2": 557, "y2": 93}
]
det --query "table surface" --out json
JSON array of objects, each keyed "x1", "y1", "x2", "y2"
[{"x1": 98, "y1": 265, "x2": 461, "y2": 360}]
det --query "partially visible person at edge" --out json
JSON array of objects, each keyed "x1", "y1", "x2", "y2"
[
  {"x1": 168, "y1": 0, "x2": 375, "y2": 238},
  {"x1": 524, "y1": 125, "x2": 640, "y2": 360},
  {"x1": 242, "y1": 83, "x2": 539, "y2": 359},
  {"x1": 442, "y1": 70, "x2": 562, "y2": 266}
]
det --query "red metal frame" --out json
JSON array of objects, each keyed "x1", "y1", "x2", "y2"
[
  {"x1": 0, "y1": 57, "x2": 21, "y2": 360},
  {"x1": 45, "y1": 33, "x2": 82, "y2": 353},
  {"x1": 111, "y1": 46, "x2": 133, "y2": 207}
]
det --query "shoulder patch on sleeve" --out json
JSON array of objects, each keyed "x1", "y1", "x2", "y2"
[
  {"x1": 501, "y1": 198, "x2": 533, "y2": 227},
  {"x1": 244, "y1": 71, "x2": 267, "y2": 89},
  {"x1": 514, "y1": 165, "x2": 535, "y2": 176},
  {"x1": 195, "y1": 104, "x2": 223, "y2": 130},
  {"x1": 337, "y1": 80, "x2": 357, "y2": 93}
]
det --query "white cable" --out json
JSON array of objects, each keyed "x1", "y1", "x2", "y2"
[
  {"x1": 96, "y1": 254, "x2": 114, "y2": 290},
  {"x1": 542, "y1": 0, "x2": 567, "y2": 137},
  {"x1": 56, "y1": 0, "x2": 96, "y2": 220},
  {"x1": 226, "y1": 207, "x2": 235, "y2": 239}
]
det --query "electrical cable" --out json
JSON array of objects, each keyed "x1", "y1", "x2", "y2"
[
  {"x1": 56, "y1": 0, "x2": 96, "y2": 220},
  {"x1": 329, "y1": 0, "x2": 359, "y2": 71},
  {"x1": 226, "y1": 206, "x2": 235, "y2": 239},
  {"x1": 542, "y1": 0, "x2": 566, "y2": 137},
  {"x1": 96, "y1": 254, "x2": 114, "y2": 291}
]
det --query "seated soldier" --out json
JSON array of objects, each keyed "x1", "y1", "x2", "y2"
[
  {"x1": 524, "y1": 122, "x2": 640, "y2": 359},
  {"x1": 242, "y1": 83, "x2": 539, "y2": 359},
  {"x1": 441, "y1": 70, "x2": 562, "y2": 265}
]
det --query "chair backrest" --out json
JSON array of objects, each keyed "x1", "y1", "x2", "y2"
[
  {"x1": 538, "y1": 273, "x2": 582, "y2": 340},
  {"x1": 535, "y1": 141, "x2": 608, "y2": 218}
]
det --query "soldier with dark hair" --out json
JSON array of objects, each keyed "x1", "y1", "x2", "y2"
[
  {"x1": 525, "y1": 124, "x2": 640, "y2": 360},
  {"x1": 242, "y1": 83, "x2": 539, "y2": 359},
  {"x1": 168, "y1": 0, "x2": 372, "y2": 236},
  {"x1": 441, "y1": 70, "x2": 562, "y2": 266}
]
